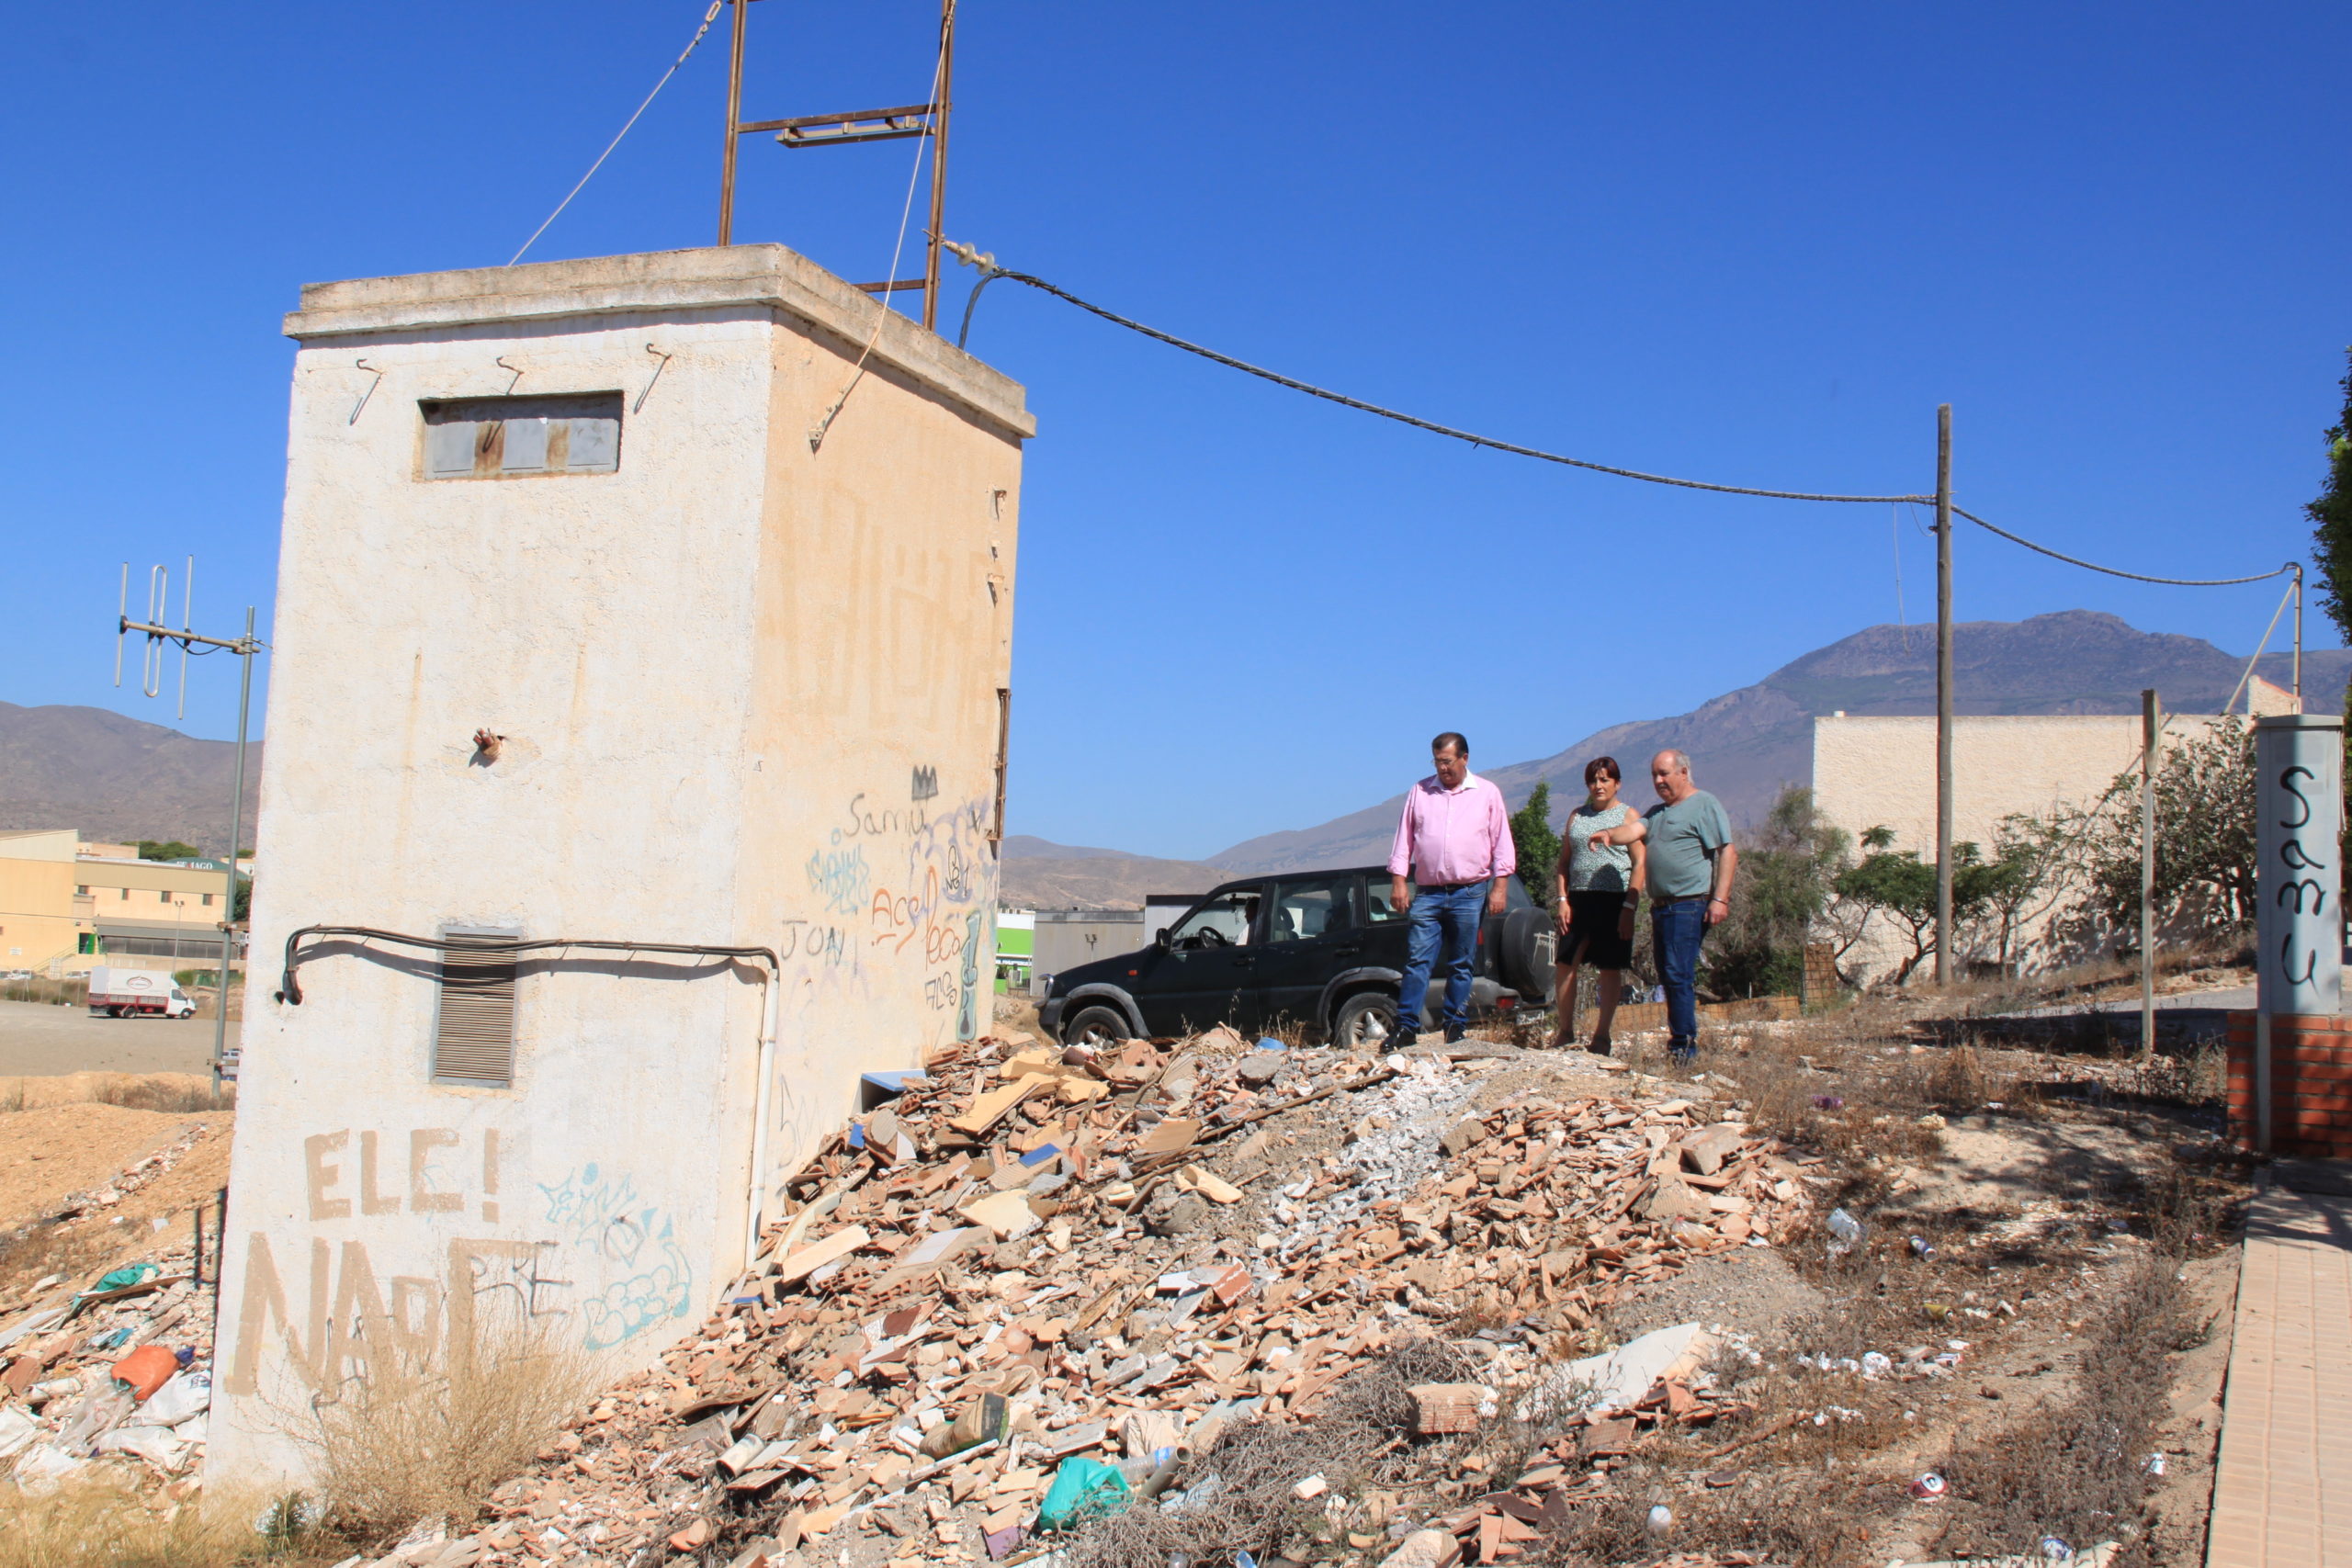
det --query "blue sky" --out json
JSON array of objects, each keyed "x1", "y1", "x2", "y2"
[{"x1": 2, "y1": 2, "x2": 2346, "y2": 860}]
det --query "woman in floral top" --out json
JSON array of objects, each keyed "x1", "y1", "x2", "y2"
[{"x1": 1547, "y1": 756, "x2": 1647, "y2": 1053}]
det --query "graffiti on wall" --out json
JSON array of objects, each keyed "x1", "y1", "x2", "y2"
[
  {"x1": 226, "y1": 1126, "x2": 692, "y2": 1396},
  {"x1": 539, "y1": 1163, "x2": 695, "y2": 1351}
]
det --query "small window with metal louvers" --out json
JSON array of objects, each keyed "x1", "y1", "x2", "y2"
[
  {"x1": 420, "y1": 393, "x2": 622, "y2": 480},
  {"x1": 432, "y1": 928, "x2": 521, "y2": 1087}
]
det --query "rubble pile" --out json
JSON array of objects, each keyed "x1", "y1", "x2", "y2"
[
  {"x1": 0, "y1": 1244, "x2": 216, "y2": 1493},
  {"x1": 378, "y1": 1030, "x2": 1822, "y2": 1568},
  {"x1": 0, "y1": 1118, "x2": 221, "y2": 1493}
]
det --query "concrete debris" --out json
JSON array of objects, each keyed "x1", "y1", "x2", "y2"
[
  {"x1": 0, "y1": 1243, "x2": 216, "y2": 1490},
  {"x1": 371, "y1": 1031, "x2": 1814, "y2": 1566}
]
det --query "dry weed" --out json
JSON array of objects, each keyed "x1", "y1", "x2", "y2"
[
  {"x1": 1931, "y1": 1247, "x2": 2192, "y2": 1557},
  {"x1": 0, "y1": 1481, "x2": 293, "y2": 1568},
  {"x1": 283, "y1": 1319, "x2": 600, "y2": 1539},
  {"x1": 89, "y1": 1077, "x2": 234, "y2": 1113}
]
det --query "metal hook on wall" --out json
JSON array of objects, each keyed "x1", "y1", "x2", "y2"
[
  {"x1": 635, "y1": 344, "x2": 674, "y2": 413},
  {"x1": 497, "y1": 356, "x2": 525, "y2": 394},
  {"x1": 349, "y1": 358, "x2": 386, "y2": 425}
]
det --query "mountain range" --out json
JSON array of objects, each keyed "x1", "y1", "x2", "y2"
[
  {"x1": 0, "y1": 701, "x2": 260, "y2": 854},
  {"x1": 1201, "y1": 610, "x2": 2347, "y2": 876}
]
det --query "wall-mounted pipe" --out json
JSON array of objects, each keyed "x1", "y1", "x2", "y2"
[{"x1": 276, "y1": 924, "x2": 785, "y2": 1271}]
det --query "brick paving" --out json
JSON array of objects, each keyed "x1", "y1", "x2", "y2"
[{"x1": 2209, "y1": 1181, "x2": 2352, "y2": 1566}]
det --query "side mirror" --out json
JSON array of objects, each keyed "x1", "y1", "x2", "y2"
[{"x1": 1153, "y1": 928, "x2": 1170, "y2": 947}]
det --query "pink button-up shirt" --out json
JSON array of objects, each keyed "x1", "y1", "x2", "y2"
[{"x1": 1386, "y1": 772, "x2": 1517, "y2": 886}]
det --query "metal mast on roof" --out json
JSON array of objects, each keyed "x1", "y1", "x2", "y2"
[{"x1": 717, "y1": 0, "x2": 957, "y2": 333}]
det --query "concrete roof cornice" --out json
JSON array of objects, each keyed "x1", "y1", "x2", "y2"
[{"x1": 282, "y1": 243, "x2": 1035, "y2": 440}]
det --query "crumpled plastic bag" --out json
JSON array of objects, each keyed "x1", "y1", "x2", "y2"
[
  {"x1": 88, "y1": 1263, "x2": 161, "y2": 1294},
  {"x1": 13, "y1": 1443, "x2": 88, "y2": 1495},
  {"x1": 0, "y1": 1404, "x2": 40, "y2": 1461},
  {"x1": 94, "y1": 1423, "x2": 192, "y2": 1472},
  {"x1": 141, "y1": 1371, "x2": 210, "y2": 1426},
  {"x1": 1037, "y1": 1456, "x2": 1131, "y2": 1530}
]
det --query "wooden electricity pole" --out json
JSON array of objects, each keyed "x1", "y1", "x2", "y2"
[{"x1": 1934, "y1": 404, "x2": 1954, "y2": 984}]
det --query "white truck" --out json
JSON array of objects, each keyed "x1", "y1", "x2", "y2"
[{"x1": 86, "y1": 968, "x2": 197, "y2": 1019}]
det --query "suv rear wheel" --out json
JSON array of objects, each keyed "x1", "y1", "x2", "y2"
[
  {"x1": 1330, "y1": 990, "x2": 1401, "y2": 1051},
  {"x1": 1059, "y1": 1004, "x2": 1133, "y2": 1047}
]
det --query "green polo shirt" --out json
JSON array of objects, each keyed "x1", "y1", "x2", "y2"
[{"x1": 1643, "y1": 790, "x2": 1733, "y2": 900}]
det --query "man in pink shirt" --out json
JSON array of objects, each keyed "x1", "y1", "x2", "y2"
[{"x1": 1387, "y1": 732, "x2": 1517, "y2": 1044}]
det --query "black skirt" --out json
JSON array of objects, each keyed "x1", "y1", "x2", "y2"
[{"x1": 1562, "y1": 890, "x2": 1634, "y2": 970}]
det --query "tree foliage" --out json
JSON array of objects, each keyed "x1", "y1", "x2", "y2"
[
  {"x1": 1703, "y1": 786, "x2": 1849, "y2": 998},
  {"x1": 2309, "y1": 347, "x2": 2352, "y2": 642},
  {"x1": 2078, "y1": 717, "x2": 2256, "y2": 944},
  {"x1": 1510, "y1": 782, "x2": 1561, "y2": 909},
  {"x1": 1833, "y1": 827, "x2": 2030, "y2": 984},
  {"x1": 138, "y1": 840, "x2": 201, "y2": 863}
]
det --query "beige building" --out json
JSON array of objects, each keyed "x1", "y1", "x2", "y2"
[
  {"x1": 1813, "y1": 679, "x2": 2295, "y2": 983},
  {"x1": 0, "y1": 832, "x2": 243, "y2": 975},
  {"x1": 0, "y1": 830, "x2": 84, "y2": 972},
  {"x1": 212, "y1": 245, "x2": 1030, "y2": 1481}
]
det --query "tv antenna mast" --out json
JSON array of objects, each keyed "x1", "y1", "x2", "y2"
[
  {"x1": 115, "y1": 558, "x2": 268, "y2": 1096},
  {"x1": 716, "y1": 0, "x2": 958, "y2": 331}
]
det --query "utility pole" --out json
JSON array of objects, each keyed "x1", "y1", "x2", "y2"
[
  {"x1": 116, "y1": 564, "x2": 266, "y2": 1100},
  {"x1": 2140, "y1": 689, "x2": 2157, "y2": 1057},
  {"x1": 1934, "y1": 404, "x2": 1954, "y2": 984}
]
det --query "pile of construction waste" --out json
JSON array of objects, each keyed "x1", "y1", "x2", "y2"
[
  {"x1": 0, "y1": 1121, "x2": 220, "y2": 1493},
  {"x1": 360, "y1": 1028, "x2": 1824, "y2": 1568}
]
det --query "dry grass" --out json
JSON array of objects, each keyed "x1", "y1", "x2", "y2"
[
  {"x1": 278, "y1": 1320, "x2": 601, "y2": 1540},
  {"x1": 0, "y1": 1481, "x2": 308, "y2": 1568},
  {"x1": 1930, "y1": 1247, "x2": 2198, "y2": 1560},
  {"x1": 0, "y1": 1073, "x2": 230, "y2": 1114}
]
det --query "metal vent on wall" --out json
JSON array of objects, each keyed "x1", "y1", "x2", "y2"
[{"x1": 433, "y1": 931, "x2": 519, "y2": 1087}]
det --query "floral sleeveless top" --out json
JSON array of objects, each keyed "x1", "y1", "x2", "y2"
[{"x1": 1566, "y1": 802, "x2": 1633, "y2": 893}]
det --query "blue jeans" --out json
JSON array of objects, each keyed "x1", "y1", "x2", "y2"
[
  {"x1": 1401, "y1": 882, "x2": 1485, "y2": 1034},
  {"x1": 1651, "y1": 897, "x2": 1708, "y2": 1055}
]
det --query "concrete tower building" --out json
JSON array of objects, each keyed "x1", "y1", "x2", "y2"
[{"x1": 211, "y1": 246, "x2": 1031, "y2": 1477}]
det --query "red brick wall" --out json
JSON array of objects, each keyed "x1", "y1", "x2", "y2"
[{"x1": 2225, "y1": 1010, "x2": 2352, "y2": 1156}]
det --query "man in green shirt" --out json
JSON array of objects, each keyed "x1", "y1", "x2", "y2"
[{"x1": 1644, "y1": 750, "x2": 1738, "y2": 1062}]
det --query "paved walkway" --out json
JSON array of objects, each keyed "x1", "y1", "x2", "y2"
[{"x1": 2210, "y1": 1179, "x2": 2352, "y2": 1565}]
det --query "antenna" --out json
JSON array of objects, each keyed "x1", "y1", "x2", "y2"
[{"x1": 110, "y1": 557, "x2": 271, "y2": 1099}]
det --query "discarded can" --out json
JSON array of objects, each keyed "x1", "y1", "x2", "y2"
[
  {"x1": 1908, "y1": 1235, "x2": 1934, "y2": 1258},
  {"x1": 1812, "y1": 1095, "x2": 1846, "y2": 1110},
  {"x1": 1907, "y1": 1472, "x2": 1948, "y2": 1500},
  {"x1": 1645, "y1": 1505, "x2": 1673, "y2": 1538},
  {"x1": 2039, "y1": 1538, "x2": 2072, "y2": 1561}
]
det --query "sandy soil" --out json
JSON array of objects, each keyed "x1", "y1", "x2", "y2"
[{"x1": 0, "y1": 1102, "x2": 220, "y2": 1228}]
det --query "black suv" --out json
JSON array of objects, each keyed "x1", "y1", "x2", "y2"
[{"x1": 1037, "y1": 865, "x2": 1556, "y2": 1049}]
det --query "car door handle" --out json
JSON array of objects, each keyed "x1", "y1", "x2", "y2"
[
  {"x1": 1333, "y1": 943, "x2": 1363, "y2": 956},
  {"x1": 1233, "y1": 955, "x2": 1254, "y2": 968}
]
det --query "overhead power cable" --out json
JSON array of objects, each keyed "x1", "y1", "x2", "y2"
[
  {"x1": 963, "y1": 265, "x2": 1930, "y2": 505},
  {"x1": 1951, "y1": 505, "x2": 2297, "y2": 587},
  {"x1": 950, "y1": 253, "x2": 2301, "y2": 587},
  {"x1": 508, "y1": 1, "x2": 725, "y2": 267}
]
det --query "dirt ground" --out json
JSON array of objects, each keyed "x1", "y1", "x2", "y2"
[{"x1": 0, "y1": 1076, "x2": 233, "y2": 1303}]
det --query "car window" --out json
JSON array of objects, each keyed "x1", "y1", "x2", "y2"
[
  {"x1": 1268, "y1": 877, "x2": 1353, "y2": 942},
  {"x1": 1166, "y1": 889, "x2": 1259, "y2": 949},
  {"x1": 1365, "y1": 876, "x2": 1411, "y2": 923}
]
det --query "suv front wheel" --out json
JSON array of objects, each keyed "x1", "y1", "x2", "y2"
[
  {"x1": 1330, "y1": 990, "x2": 1402, "y2": 1051},
  {"x1": 1059, "y1": 1004, "x2": 1133, "y2": 1048}
]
